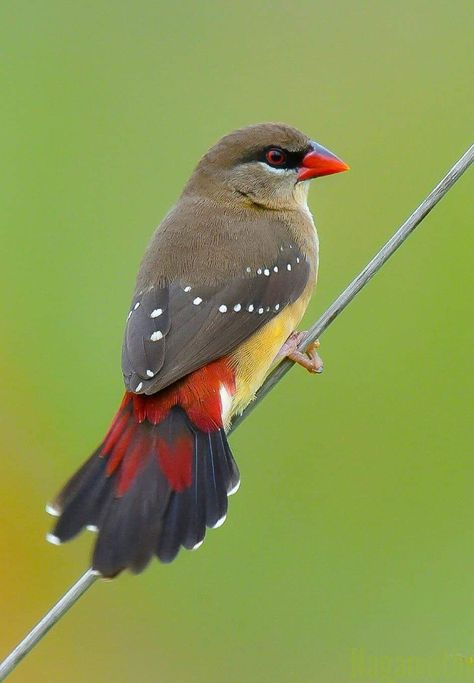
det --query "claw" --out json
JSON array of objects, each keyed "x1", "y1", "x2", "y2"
[{"x1": 279, "y1": 332, "x2": 324, "y2": 374}]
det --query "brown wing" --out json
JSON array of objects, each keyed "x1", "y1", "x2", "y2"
[{"x1": 122, "y1": 244, "x2": 310, "y2": 394}]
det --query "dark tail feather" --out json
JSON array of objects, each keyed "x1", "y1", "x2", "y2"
[
  {"x1": 49, "y1": 402, "x2": 240, "y2": 577},
  {"x1": 92, "y1": 454, "x2": 167, "y2": 576},
  {"x1": 155, "y1": 429, "x2": 240, "y2": 562},
  {"x1": 51, "y1": 451, "x2": 114, "y2": 541}
]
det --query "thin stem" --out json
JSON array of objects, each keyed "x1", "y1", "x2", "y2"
[
  {"x1": 0, "y1": 569, "x2": 99, "y2": 680},
  {"x1": 0, "y1": 143, "x2": 472, "y2": 682},
  {"x1": 231, "y1": 142, "x2": 474, "y2": 429}
]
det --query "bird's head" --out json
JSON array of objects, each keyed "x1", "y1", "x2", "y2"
[{"x1": 185, "y1": 123, "x2": 349, "y2": 210}]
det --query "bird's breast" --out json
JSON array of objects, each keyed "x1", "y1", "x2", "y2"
[
  {"x1": 229, "y1": 265, "x2": 317, "y2": 421},
  {"x1": 228, "y1": 211, "x2": 319, "y2": 420}
]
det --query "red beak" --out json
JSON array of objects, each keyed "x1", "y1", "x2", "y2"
[{"x1": 297, "y1": 142, "x2": 350, "y2": 181}]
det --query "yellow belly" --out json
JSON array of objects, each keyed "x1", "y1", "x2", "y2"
[{"x1": 228, "y1": 289, "x2": 312, "y2": 421}]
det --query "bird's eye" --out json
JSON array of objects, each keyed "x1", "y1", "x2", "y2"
[{"x1": 265, "y1": 148, "x2": 287, "y2": 167}]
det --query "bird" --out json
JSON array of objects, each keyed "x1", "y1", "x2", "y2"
[{"x1": 46, "y1": 123, "x2": 349, "y2": 577}]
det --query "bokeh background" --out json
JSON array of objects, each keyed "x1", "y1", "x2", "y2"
[{"x1": 1, "y1": 2, "x2": 473, "y2": 682}]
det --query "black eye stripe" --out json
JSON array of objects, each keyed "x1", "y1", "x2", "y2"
[
  {"x1": 260, "y1": 147, "x2": 302, "y2": 169},
  {"x1": 240, "y1": 145, "x2": 310, "y2": 170}
]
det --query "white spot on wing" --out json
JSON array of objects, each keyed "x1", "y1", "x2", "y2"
[
  {"x1": 218, "y1": 305, "x2": 227, "y2": 313},
  {"x1": 246, "y1": 267, "x2": 251, "y2": 273},
  {"x1": 46, "y1": 533, "x2": 61, "y2": 545},
  {"x1": 273, "y1": 266, "x2": 278, "y2": 272},
  {"x1": 247, "y1": 304, "x2": 254, "y2": 312},
  {"x1": 264, "y1": 268, "x2": 270, "y2": 276},
  {"x1": 193, "y1": 297, "x2": 202, "y2": 305},
  {"x1": 146, "y1": 370, "x2": 154, "y2": 378},
  {"x1": 274, "y1": 304, "x2": 280, "y2": 311},
  {"x1": 192, "y1": 540, "x2": 204, "y2": 551},
  {"x1": 233, "y1": 303, "x2": 241, "y2": 312},
  {"x1": 150, "y1": 331, "x2": 163, "y2": 341},
  {"x1": 287, "y1": 263, "x2": 292, "y2": 271},
  {"x1": 258, "y1": 307, "x2": 264, "y2": 314},
  {"x1": 257, "y1": 268, "x2": 262, "y2": 275},
  {"x1": 86, "y1": 525, "x2": 98, "y2": 532},
  {"x1": 184, "y1": 286, "x2": 192, "y2": 292},
  {"x1": 133, "y1": 302, "x2": 140, "y2": 310},
  {"x1": 150, "y1": 308, "x2": 163, "y2": 318},
  {"x1": 136, "y1": 382, "x2": 143, "y2": 392}
]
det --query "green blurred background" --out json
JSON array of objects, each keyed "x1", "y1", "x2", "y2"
[{"x1": 0, "y1": 2, "x2": 473, "y2": 682}]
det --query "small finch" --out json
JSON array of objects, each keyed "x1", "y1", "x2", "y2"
[{"x1": 47, "y1": 123, "x2": 349, "y2": 577}]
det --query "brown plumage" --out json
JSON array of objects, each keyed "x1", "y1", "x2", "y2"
[{"x1": 48, "y1": 123, "x2": 349, "y2": 576}]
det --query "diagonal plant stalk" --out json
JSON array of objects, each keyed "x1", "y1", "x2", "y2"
[{"x1": 0, "y1": 142, "x2": 472, "y2": 681}]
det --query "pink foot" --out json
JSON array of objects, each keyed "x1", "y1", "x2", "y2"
[{"x1": 278, "y1": 332, "x2": 324, "y2": 374}]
